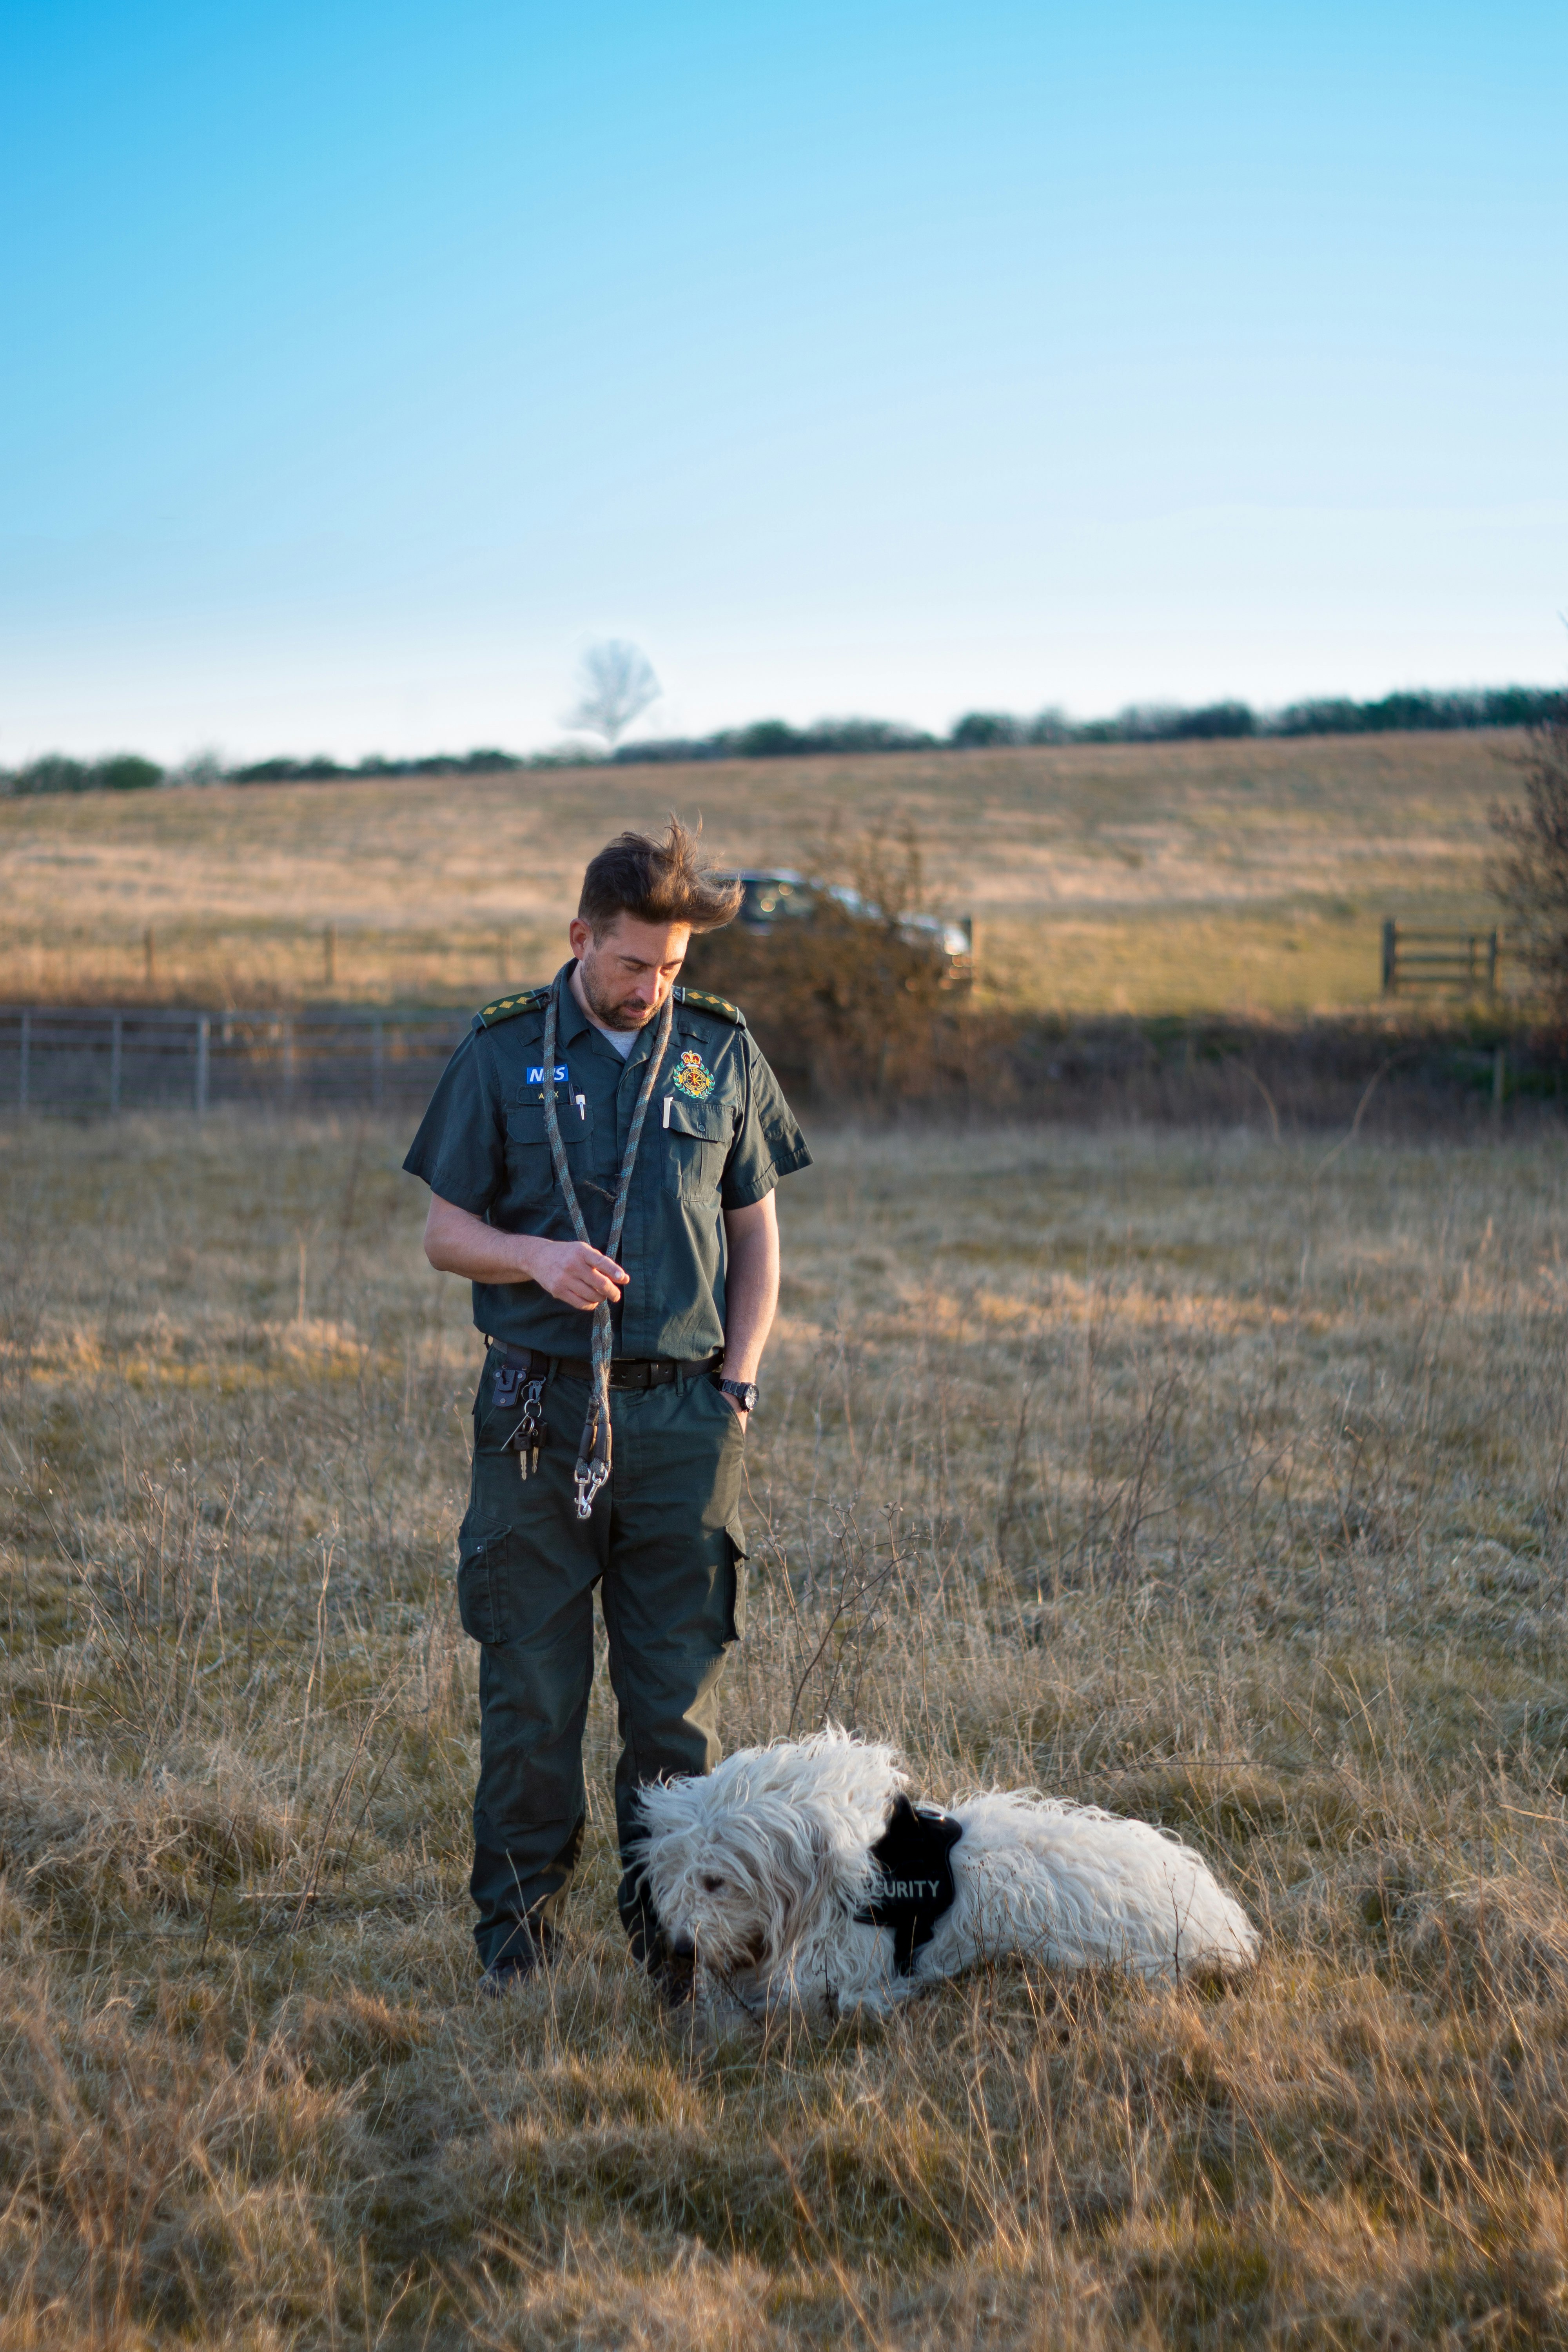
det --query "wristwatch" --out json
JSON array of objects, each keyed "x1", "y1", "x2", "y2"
[{"x1": 718, "y1": 1377, "x2": 759, "y2": 1413}]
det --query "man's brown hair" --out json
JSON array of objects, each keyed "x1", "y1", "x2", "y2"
[{"x1": 578, "y1": 816, "x2": 742, "y2": 937}]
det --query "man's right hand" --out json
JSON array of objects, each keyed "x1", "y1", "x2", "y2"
[
  {"x1": 517, "y1": 1237, "x2": 630, "y2": 1310},
  {"x1": 423, "y1": 1198, "x2": 628, "y2": 1307}
]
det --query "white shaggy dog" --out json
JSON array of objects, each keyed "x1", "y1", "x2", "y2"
[{"x1": 633, "y1": 1728, "x2": 1258, "y2": 2016}]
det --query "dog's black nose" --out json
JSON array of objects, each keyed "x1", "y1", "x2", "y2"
[{"x1": 668, "y1": 1929, "x2": 696, "y2": 1960}]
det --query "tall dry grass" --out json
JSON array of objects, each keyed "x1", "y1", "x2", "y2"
[{"x1": 4, "y1": 1109, "x2": 1568, "y2": 2346}]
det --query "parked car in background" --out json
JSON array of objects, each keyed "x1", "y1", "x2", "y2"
[
  {"x1": 724, "y1": 871, "x2": 974, "y2": 984},
  {"x1": 731, "y1": 871, "x2": 815, "y2": 929}
]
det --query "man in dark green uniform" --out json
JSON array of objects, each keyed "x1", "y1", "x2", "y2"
[{"x1": 404, "y1": 818, "x2": 811, "y2": 1994}]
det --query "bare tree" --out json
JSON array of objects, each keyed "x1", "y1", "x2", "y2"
[
  {"x1": 1489, "y1": 701, "x2": 1568, "y2": 1014},
  {"x1": 568, "y1": 641, "x2": 660, "y2": 749}
]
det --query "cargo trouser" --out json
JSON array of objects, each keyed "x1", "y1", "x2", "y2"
[{"x1": 457, "y1": 1346, "x2": 748, "y2": 1972}]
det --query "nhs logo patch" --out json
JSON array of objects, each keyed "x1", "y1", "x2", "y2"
[{"x1": 526, "y1": 1065, "x2": 569, "y2": 1084}]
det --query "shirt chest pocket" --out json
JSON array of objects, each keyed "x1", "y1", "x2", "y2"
[
  {"x1": 505, "y1": 1096, "x2": 594, "y2": 1192},
  {"x1": 662, "y1": 1095, "x2": 732, "y2": 1202}
]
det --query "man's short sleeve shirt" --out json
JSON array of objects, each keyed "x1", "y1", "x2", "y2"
[{"x1": 402, "y1": 967, "x2": 812, "y2": 1359}]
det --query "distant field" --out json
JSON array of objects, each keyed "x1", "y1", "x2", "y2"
[{"x1": 0, "y1": 729, "x2": 1524, "y2": 1013}]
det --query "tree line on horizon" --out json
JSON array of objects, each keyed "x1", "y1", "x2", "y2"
[
  {"x1": 613, "y1": 684, "x2": 1562, "y2": 763},
  {"x1": 2, "y1": 683, "x2": 1561, "y2": 795}
]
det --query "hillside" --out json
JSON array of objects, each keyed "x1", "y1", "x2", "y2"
[{"x1": 0, "y1": 730, "x2": 1523, "y2": 1012}]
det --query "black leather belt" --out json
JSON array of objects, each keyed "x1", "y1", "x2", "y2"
[{"x1": 487, "y1": 1339, "x2": 720, "y2": 1390}]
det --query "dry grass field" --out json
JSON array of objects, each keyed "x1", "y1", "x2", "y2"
[
  {"x1": 0, "y1": 729, "x2": 1525, "y2": 1014},
  {"x1": 5, "y1": 1106, "x2": 1568, "y2": 2347}
]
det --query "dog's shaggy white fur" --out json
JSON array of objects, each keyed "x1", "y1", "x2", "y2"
[{"x1": 633, "y1": 1728, "x2": 1258, "y2": 2015}]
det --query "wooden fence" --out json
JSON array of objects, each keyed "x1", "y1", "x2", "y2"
[
  {"x1": 0, "y1": 922, "x2": 544, "y2": 1011},
  {"x1": 1381, "y1": 922, "x2": 1501, "y2": 1000},
  {"x1": 0, "y1": 1007, "x2": 469, "y2": 1117}
]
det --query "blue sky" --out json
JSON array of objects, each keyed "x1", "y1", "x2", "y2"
[{"x1": 2, "y1": 0, "x2": 1564, "y2": 762}]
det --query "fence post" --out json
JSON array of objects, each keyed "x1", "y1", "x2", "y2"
[
  {"x1": 18, "y1": 1011, "x2": 29, "y2": 1111},
  {"x1": 195, "y1": 1015, "x2": 210, "y2": 1115},
  {"x1": 372, "y1": 1018, "x2": 385, "y2": 1107},
  {"x1": 1487, "y1": 930, "x2": 1499, "y2": 1001},
  {"x1": 110, "y1": 1014, "x2": 123, "y2": 1114},
  {"x1": 1381, "y1": 920, "x2": 1397, "y2": 996}
]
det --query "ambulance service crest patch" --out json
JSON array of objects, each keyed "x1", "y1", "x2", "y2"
[{"x1": 671, "y1": 1049, "x2": 716, "y2": 1100}]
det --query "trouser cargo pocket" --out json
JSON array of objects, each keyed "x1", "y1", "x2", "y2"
[{"x1": 457, "y1": 1525, "x2": 514, "y2": 1646}]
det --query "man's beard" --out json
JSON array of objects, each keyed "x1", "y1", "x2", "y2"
[{"x1": 577, "y1": 953, "x2": 658, "y2": 1031}]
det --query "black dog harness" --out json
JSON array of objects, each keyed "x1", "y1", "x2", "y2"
[{"x1": 856, "y1": 1793, "x2": 964, "y2": 1974}]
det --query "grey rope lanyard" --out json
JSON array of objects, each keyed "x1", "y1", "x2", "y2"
[{"x1": 540, "y1": 971, "x2": 676, "y2": 1518}]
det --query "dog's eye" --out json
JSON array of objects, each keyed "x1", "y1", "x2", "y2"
[{"x1": 700, "y1": 1873, "x2": 726, "y2": 1893}]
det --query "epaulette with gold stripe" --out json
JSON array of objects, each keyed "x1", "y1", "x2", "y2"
[
  {"x1": 674, "y1": 984, "x2": 747, "y2": 1028},
  {"x1": 473, "y1": 985, "x2": 551, "y2": 1029}
]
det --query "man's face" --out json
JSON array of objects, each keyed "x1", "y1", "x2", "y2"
[{"x1": 569, "y1": 912, "x2": 693, "y2": 1030}]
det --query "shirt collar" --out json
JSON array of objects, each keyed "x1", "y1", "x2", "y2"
[
  {"x1": 555, "y1": 959, "x2": 664, "y2": 1068},
  {"x1": 553, "y1": 962, "x2": 594, "y2": 1049}
]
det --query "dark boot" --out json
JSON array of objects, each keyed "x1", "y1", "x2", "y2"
[
  {"x1": 652, "y1": 1933, "x2": 697, "y2": 2009},
  {"x1": 478, "y1": 1918, "x2": 557, "y2": 1997},
  {"x1": 622, "y1": 1887, "x2": 697, "y2": 2007}
]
